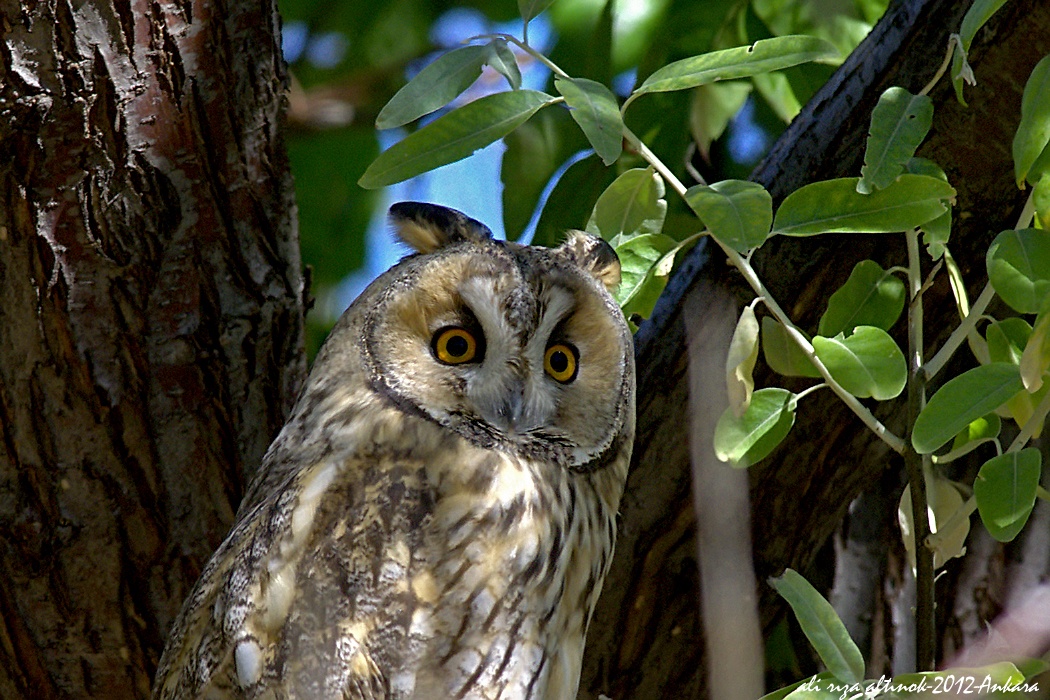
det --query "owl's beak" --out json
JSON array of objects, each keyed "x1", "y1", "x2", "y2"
[{"x1": 488, "y1": 379, "x2": 536, "y2": 435}]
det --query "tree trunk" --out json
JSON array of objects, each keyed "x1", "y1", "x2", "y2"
[
  {"x1": 0, "y1": 0, "x2": 304, "y2": 696},
  {"x1": 581, "y1": 0, "x2": 1050, "y2": 697}
]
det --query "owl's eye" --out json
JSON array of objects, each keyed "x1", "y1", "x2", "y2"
[
  {"x1": 544, "y1": 343, "x2": 578, "y2": 383},
  {"x1": 432, "y1": 327, "x2": 481, "y2": 364}
]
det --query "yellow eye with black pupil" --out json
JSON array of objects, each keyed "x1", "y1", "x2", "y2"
[
  {"x1": 544, "y1": 344, "x2": 578, "y2": 383},
  {"x1": 433, "y1": 327, "x2": 478, "y2": 364}
]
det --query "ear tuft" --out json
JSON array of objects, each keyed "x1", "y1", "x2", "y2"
[
  {"x1": 389, "y1": 202, "x2": 493, "y2": 254},
  {"x1": 555, "y1": 230, "x2": 621, "y2": 292}
]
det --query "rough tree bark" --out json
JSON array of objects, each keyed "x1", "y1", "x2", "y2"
[
  {"x1": 0, "y1": 0, "x2": 304, "y2": 697},
  {"x1": 581, "y1": 0, "x2": 1050, "y2": 697}
]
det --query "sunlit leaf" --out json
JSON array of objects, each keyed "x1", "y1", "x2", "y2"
[
  {"x1": 987, "y1": 319, "x2": 1049, "y2": 434},
  {"x1": 714, "y1": 388, "x2": 796, "y2": 467},
  {"x1": 613, "y1": 233, "x2": 678, "y2": 318},
  {"x1": 587, "y1": 168, "x2": 666, "y2": 241},
  {"x1": 360, "y1": 90, "x2": 557, "y2": 188},
  {"x1": 685, "y1": 180, "x2": 772, "y2": 252},
  {"x1": 898, "y1": 472, "x2": 970, "y2": 570},
  {"x1": 818, "y1": 260, "x2": 906, "y2": 337},
  {"x1": 986, "y1": 228, "x2": 1050, "y2": 314},
  {"x1": 773, "y1": 175, "x2": 955, "y2": 236},
  {"x1": 375, "y1": 45, "x2": 490, "y2": 129},
  {"x1": 555, "y1": 76, "x2": 623, "y2": 165},
  {"x1": 812, "y1": 327, "x2": 906, "y2": 400},
  {"x1": 912, "y1": 363, "x2": 1024, "y2": 454},
  {"x1": 761, "y1": 317, "x2": 821, "y2": 378},
  {"x1": 1020, "y1": 311, "x2": 1050, "y2": 392},
  {"x1": 632, "y1": 36, "x2": 837, "y2": 99},
  {"x1": 975, "y1": 449, "x2": 1042, "y2": 542},
  {"x1": 907, "y1": 157, "x2": 952, "y2": 259},
  {"x1": 1013, "y1": 54, "x2": 1050, "y2": 186},
  {"x1": 858, "y1": 87, "x2": 934, "y2": 193},
  {"x1": 769, "y1": 569, "x2": 865, "y2": 685},
  {"x1": 752, "y1": 71, "x2": 801, "y2": 124},
  {"x1": 726, "y1": 306, "x2": 760, "y2": 417},
  {"x1": 951, "y1": 413, "x2": 1001, "y2": 452},
  {"x1": 1035, "y1": 171, "x2": 1050, "y2": 230}
]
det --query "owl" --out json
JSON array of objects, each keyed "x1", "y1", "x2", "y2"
[{"x1": 153, "y1": 202, "x2": 636, "y2": 700}]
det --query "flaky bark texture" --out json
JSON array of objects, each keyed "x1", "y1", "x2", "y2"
[
  {"x1": 581, "y1": 0, "x2": 1050, "y2": 697},
  {"x1": 0, "y1": 0, "x2": 305, "y2": 696}
]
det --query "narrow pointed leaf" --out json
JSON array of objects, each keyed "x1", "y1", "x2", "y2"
[
  {"x1": 555, "y1": 76, "x2": 623, "y2": 165},
  {"x1": 812, "y1": 327, "x2": 906, "y2": 400},
  {"x1": 587, "y1": 168, "x2": 666, "y2": 241},
  {"x1": 685, "y1": 180, "x2": 772, "y2": 252},
  {"x1": 819, "y1": 260, "x2": 906, "y2": 337},
  {"x1": 1014, "y1": 54, "x2": 1050, "y2": 186},
  {"x1": 986, "y1": 228, "x2": 1050, "y2": 314},
  {"x1": 714, "y1": 388, "x2": 796, "y2": 467},
  {"x1": 769, "y1": 569, "x2": 865, "y2": 685},
  {"x1": 912, "y1": 363, "x2": 1024, "y2": 454},
  {"x1": 761, "y1": 317, "x2": 821, "y2": 378},
  {"x1": 376, "y1": 45, "x2": 490, "y2": 129},
  {"x1": 360, "y1": 90, "x2": 557, "y2": 189},
  {"x1": 858, "y1": 87, "x2": 934, "y2": 193},
  {"x1": 773, "y1": 175, "x2": 955, "y2": 236},
  {"x1": 952, "y1": 0, "x2": 1009, "y2": 103},
  {"x1": 974, "y1": 449, "x2": 1042, "y2": 542},
  {"x1": 633, "y1": 36, "x2": 837, "y2": 98}
]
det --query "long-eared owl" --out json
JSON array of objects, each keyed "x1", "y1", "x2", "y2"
[{"x1": 153, "y1": 202, "x2": 636, "y2": 699}]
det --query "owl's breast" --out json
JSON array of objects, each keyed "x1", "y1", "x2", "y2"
[{"x1": 406, "y1": 442, "x2": 618, "y2": 699}]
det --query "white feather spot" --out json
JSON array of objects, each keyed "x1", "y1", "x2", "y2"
[{"x1": 234, "y1": 639, "x2": 263, "y2": 687}]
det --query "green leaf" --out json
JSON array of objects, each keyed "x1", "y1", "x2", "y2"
[
  {"x1": 752, "y1": 71, "x2": 802, "y2": 124},
  {"x1": 773, "y1": 175, "x2": 955, "y2": 236},
  {"x1": 906, "y1": 158, "x2": 952, "y2": 259},
  {"x1": 952, "y1": 0, "x2": 1010, "y2": 104},
  {"x1": 975, "y1": 449, "x2": 1042, "y2": 542},
  {"x1": 685, "y1": 180, "x2": 772, "y2": 252},
  {"x1": 714, "y1": 388, "x2": 796, "y2": 467},
  {"x1": 758, "y1": 673, "x2": 840, "y2": 700},
  {"x1": 769, "y1": 569, "x2": 865, "y2": 685},
  {"x1": 531, "y1": 155, "x2": 616, "y2": 248},
  {"x1": 587, "y1": 168, "x2": 667, "y2": 242},
  {"x1": 375, "y1": 45, "x2": 490, "y2": 129},
  {"x1": 1020, "y1": 311, "x2": 1050, "y2": 392},
  {"x1": 1035, "y1": 171, "x2": 1050, "y2": 230},
  {"x1": 613, "y1": 233, "x2": 678, "y2": 318},
  {"x1": 726, "y1": 305, "x2": 760, "y2": 417},
  {"x1": 689, "y1": 82, "x2": 752, "y2": 158},
  {"x1": 555, "y1": 76, "x2": 624, "y2": 165},
  {"x1": 518, "y1": 0, "x2": 556, "y2": 24},
  {"x1": 1013, "y1": 54, "x2": 1050, "y2": 186},
  {"x1": 951, "y1": 413, "x2": 1001, "y2": 452},
  {"x1": 761, "y1": 317, "x2": 821, "y2": 378},
  {"x1": 912, "y1": 363, "x2": 1025, "y2": 454},
  {"x1": 486, "y1": 40, "x2": 521, "y2": 90},
  {"x1": 986, "y1": 228, "x2": 1050, "y2": 314},
  {"x1": 986, "y1": 318, "x2": 1032, "y2": 365},
  {"x1": 360, "y1": 90, "x2": 557, "y2": 189},
  {"x1": 632, "y1": 35, "x2": 837, "y2": 99},
  {"x1": 819, "y1": 260, "x2": 906, "y2": 337},
  {"x1": 812, "y1": 327, "x2": 906, "y2": 400},
  {"x1": 858, "y1": 87, "x2": 934, "y2": 194}
]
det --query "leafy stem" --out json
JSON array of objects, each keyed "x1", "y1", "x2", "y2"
[
  {"x1": 905, "y1": 226, "x2": 936, "y2": 671},
  {"x1": 622, "y1": 127, "x2": 907, "y2": 455}
]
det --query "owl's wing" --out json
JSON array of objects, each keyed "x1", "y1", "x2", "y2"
[{"x1": 154, "y1": 454, "x2": 433, "y2": 700}]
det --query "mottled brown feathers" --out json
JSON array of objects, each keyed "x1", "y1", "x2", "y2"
[{"x1": 153, "y1": 202, "x2": 635, "y2": 700}]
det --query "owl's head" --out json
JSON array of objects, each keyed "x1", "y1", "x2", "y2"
[{"x1": 315, "y1": 202, "x2": 634, "y2": 471}]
